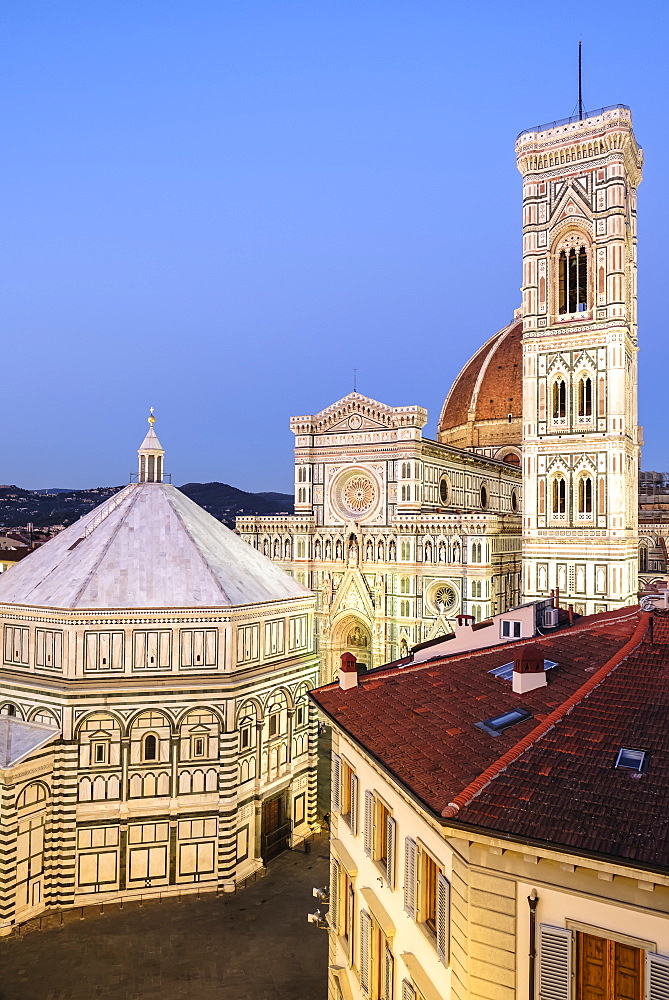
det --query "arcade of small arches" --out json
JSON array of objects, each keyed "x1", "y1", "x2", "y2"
[
  {"x1": 519, "y1": 131, "x2": 627, "y2": 173},
  {"x1": 258, "y1": 531, "x2": 494, "y2": 567}
]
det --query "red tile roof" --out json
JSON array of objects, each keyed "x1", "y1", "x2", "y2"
[{"x1": 310, "y1": 608, "x2": 669, "y2": 869}]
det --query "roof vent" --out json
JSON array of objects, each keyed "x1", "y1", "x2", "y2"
[
  {"x1": 476, "y1": 707, "x2": 532, "y2": 737},
  {"x1": 615, "y1": 748, "x2": 646, "y2": 772},
  {"x1": 512, "y1": 645, "x2": 548, "y2": 694}
]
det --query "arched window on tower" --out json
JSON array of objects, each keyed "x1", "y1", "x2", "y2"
[
  {"x1": 559, "y1": 245, "x2": 588, "y2": 314},
  {"x1": 552, "y1": 379, "x2": 566, "y2": 420},
  {"x1": 552, "y1": 477, "x2": 566, "y2": 514},
  {"x1": 578, "y1": 377, "x2": 592, "y2": 417},
  {"x1": 578, "y1": 477, "x2": 593, "y2": 514}
]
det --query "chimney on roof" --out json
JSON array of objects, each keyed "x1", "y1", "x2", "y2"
[
  {"x1": 456, "y1": 614, "x2": 475, "y2": 628},
  {"x1": 512, "y1": 644, "x2": 547, "y2": 695},
  {"x1": 339, "y1": 652, "x2": 358, "y2": 691}
]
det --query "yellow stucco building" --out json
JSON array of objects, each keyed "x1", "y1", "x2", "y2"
[{"x1": 312, "y1": 606, "x2": 669, "y2": 1000}]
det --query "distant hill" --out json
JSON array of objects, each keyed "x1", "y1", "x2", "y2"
[
  {"x1": 0, "y1": 482, "x2": 294, "y2": 529},
  {"x1": 178, "y1": 483, "x2": 294, "y2": 523}
]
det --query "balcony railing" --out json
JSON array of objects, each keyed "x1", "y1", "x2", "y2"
[{"x1": 517, "y1": 104, "x2": 630, "y2": 139}]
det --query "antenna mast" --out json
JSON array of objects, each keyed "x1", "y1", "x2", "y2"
[{"x1": 578, "y1": 41, "x2": 584, "y2": 119}]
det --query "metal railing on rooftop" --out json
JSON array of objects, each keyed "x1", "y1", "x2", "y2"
[{"x1": 517, "y1": 104, "x2": 630, "y2": 139}]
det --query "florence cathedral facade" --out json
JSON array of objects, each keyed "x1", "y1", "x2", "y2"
[{"x1": 239, "y1": 104, "x2": 644, "y2": 680}]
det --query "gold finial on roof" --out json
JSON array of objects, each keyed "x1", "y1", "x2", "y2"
[{"x1": 148, "y1": 406, "x2": 156, "y2": 426}]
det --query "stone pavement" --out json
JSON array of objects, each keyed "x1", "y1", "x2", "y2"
[{"x1": 0, "y1": 838, "x2": 330, "y2": 1000}]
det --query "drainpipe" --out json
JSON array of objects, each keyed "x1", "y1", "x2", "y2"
[{"x1": 528, "y1": 888, "x2": 539, "y2": 1000}]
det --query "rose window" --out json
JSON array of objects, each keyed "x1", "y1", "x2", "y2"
[
  {"x1": 433, "y1": 585, "x2": 457, "y2": 612},
  {"x1": 331, "y1": 469, "x2": 380, "y2": 520},
  {"x1": 342, "y1": 476, "x2": 375, "y2": 513}
]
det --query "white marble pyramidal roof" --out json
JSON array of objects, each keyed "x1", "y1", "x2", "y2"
[{"x1": 0, "y1": 483, "x2": 308, "y2": 610}]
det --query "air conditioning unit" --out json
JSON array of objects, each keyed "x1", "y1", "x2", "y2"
[{"x1": 543, "y1": 608, "x2": 559, "y2": 627}]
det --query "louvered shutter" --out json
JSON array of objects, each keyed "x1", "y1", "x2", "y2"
[
  {"x1": 360, "y1": 910, "x2": 372, "y2": 997},
  {"x1": 350, "y1": 774, "x2": 359, "y2": 835},
  {"x1": 383, "y1": 945, "x2": 394, "y2": 1000},
  {"x1": 332, "y1": 753, "x2": 341, "y2": 813},
  {"x1": 330, "y1": 857, "x2": 340, "y2": 933},
  {"x1": 404, "y1": 837, "x2": 417, "y2": 917},
  {"x1": 364, "y1": 791, "x2": 374, "y2": 856},
  {"x1": 647, "y1": 952, "x2": 669, "y2": 1000},
  {"x1": 539, "y1": 925, "x2": 572, "y2": 1000},
  {"x1": 347, "y1": 883, "x2": 355, "y2": 961},
  {"x1": 436, "y1": 871, "x2": 450, "y2": 962},
  {"x1": 386, "y1": 815, "x2": 397, "y2": 889},
  {"x1": 402, "y1": 981, "x2": 417, "y2": 1000}
]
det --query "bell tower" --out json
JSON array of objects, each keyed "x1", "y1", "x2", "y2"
[{"x1": 517, "y1": 106, "x2": 643, "y2": 613}]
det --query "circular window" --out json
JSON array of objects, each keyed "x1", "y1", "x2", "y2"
[
  {"x1": 428, "y1": 582, "x2": 459, "y2": 614},
  {"x1": 344, "y1": 476, "x2": 375, "y2": 512},
  {"x1": 439, "y1": 476, "x2": 451, "y2": 505},
  {"x1": 511, "y1": 489, "x2": 518, "y2": 512},
  {"x1": 331, "y1": 468, "x2": 380, "y2": 521},
  {"x1": 480, "y1": 484, "x2": 488, "y2": 509},
  {"x1": 348, "y1": 414, "x2": 362, "y2": 430}
]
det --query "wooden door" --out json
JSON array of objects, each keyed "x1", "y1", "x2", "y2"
[
  {"x1": 577, "y1": 933, "x2": 642, "y2": 1000},
  {"x1": 261, "y1": 793, "x2": 290, "y2": 861},
  {"x1": 614, "y1": 944, "x2": 642, "y2": 1000}
]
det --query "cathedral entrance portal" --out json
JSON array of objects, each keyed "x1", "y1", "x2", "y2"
[{"x1": 332, "y1": 615, "x2": 372, "y2": 674}]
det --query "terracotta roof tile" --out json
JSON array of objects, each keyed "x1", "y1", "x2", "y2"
[{"x1": 310, "y1": 608, "x2": 669, "y2": 867}]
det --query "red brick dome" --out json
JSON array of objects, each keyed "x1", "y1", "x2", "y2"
[{"x1": 437, "y1": 317, "x2": 522, "y2": 459}]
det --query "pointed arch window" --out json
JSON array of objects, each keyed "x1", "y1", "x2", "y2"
[
  {"x1": 552, "y1": 379, "x2": 566, "y2": 419},
  {"x1": 559, "y1": 245, "x2": 588, "y2": 314},
  {"x1": 552, "y1": 477, "x2": 566, "y2": 514},
  {"x1": 578, "y1": 377, "x2": 592, "y2": 417},
  {"x1": 578, "y1": 476, "x2": 593, "y2": 514}
]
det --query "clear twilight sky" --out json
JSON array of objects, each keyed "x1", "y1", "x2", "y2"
[{"x1": 1, "y1": 1, "x2": 667, "y2": 492}]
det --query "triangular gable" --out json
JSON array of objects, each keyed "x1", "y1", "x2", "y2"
[
  {"x1": 331, "y1": 570, "x2": 375, "y2": 620},
  {"x1": 551, "y1": 182, "x2": 592, "y2": 224}
]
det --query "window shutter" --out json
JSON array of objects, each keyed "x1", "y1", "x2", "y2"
[
  {"x1": 360, "y1": 910, "x2": 372, "y2": 997},
  {"x1": 364, "y1": 791, "x2": 374, "y2": 857},
  {"x1": 539, "y1": 925, "x2": 572, "y2": 1000},
  {"x1": 330, "y1": 857, "x2": 340, "y2": 934},
  {"x1": 383, "y1": 945, "x2": 394, "y2": 1000},
  {"x1": 647, "y1": 952, "x2": 669, "y2": 1000},
  {"x1": 350, "y1": 774, "x2": 359, "y2": 835},
  {"x1": 436, "y1": 871, "x2": 450, "y2": 962},
  {"x1": 347, "y1": 883, "x2": 355, "y2": 962},
  {"x1": 332, "y1": 753, "x2": 341, "y2": 813},
  {"x1": 404, "y1": 837, "x2": 417, "y2": 918},
  {"x1": 386, "y1": 815, "x2": 397, "y2": 889},
  {"x1": 402, "y1": 982, "x2": 417, "y2": 1000}
]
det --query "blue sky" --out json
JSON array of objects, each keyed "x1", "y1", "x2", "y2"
[{"x1": 1, "y1": 1, "x2": 667, "y2": 490}]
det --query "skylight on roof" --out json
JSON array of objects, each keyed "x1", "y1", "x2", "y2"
[
  {"x1": 489, "y1": 660, "x2": 558, "y2": 681},
  {"x1": 476, "y1": 707, "x2": 532, "y2": 737},
  {"x1": 615, "y1": 748, "x2": 646, "y2": 772}
]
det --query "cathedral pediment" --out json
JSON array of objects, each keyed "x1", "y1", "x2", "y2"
[
  {"x1": 324, "y1": 414, "x2": 392, "y2": 434},
  {"x1": 290, "y1": 392, "x2": 427, "y2": 435}
]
